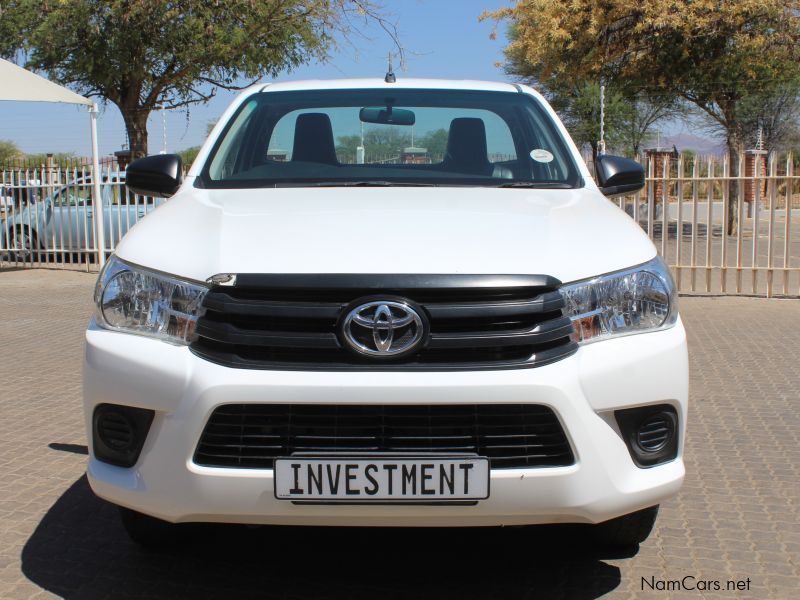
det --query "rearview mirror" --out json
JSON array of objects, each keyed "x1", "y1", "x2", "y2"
[
  {"x1": 359, "y1": 106, "x2": 415, "y2": 126},
  {"x1": 595, "y1": 155, "x2": 645, "y2": 198},
  {"x1": 126, "y1": 154, "x2": 183, "y2": 198}
]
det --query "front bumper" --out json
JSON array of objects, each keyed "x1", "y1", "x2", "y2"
[{"x1": 83, "y1": 317, "x2": 688, "y2": 526}]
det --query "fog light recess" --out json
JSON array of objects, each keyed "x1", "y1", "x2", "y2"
[
  {"x1": 92, "y1": 404, "x2": 155, "y2": 468},
  {"x1": 615, "y1": 404, "x2": 678, "y2": 468}
]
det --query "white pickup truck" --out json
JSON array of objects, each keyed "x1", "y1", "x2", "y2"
[{"x1": 84, "y1": 78, "x2": 688, "y2": 548}]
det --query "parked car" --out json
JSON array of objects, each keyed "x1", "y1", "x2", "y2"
[
  {"x1": 1, "y1": 174, "x2": 161, "y2": 259},
  {"x1": 0, "y1": 181, "x2": 39, "y2": 216},
  {"x1": 85, "y1": 78, "x2": 688, "y2": 548},
  {"x1": 0, "y1": 186, "x2": 13, "y2": 216}
]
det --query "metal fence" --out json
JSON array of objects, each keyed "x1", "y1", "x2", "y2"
[
  {"x1": 0, "y1": 164, "x2": 161, "y2": 271},
  {"x1": 1, "y1": 154, "x2": 799, "y2": 297},
  {"x1": 613, "y1": 152, "x2": 799, "y2": 297}
]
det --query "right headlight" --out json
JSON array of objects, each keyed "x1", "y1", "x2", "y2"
[
  {"x1": 559, "y1": 256, "x2": 677, "y2": 344},
  {"x1": 94, "y1": 255, "x2": 208, "y2": 345}
]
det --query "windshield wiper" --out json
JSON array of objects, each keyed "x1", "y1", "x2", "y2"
[
  {"x1": 276, "y1": 180, "x2": 436, "y2": 188},
  {"x1": 493, "y1": 181, "x2": 575, "y2": 189}
]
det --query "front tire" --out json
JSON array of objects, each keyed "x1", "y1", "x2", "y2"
[
  {"x1": 591, "y1": 505, "x2": 659, "y2": 548},
  {"x1": 9, "y1": 227, "x2": 38, "y2": 262},
  {"x1": 119, "y1": 507, "x2": 180, "y2": 548}
]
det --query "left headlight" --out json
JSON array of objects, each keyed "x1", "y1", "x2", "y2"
[
  {"x1": 559, "y1": 256, "x2": 677, "y2": 344},
  {"x1": 94, "y1": 255, "x2": 208, "y2": 345}
]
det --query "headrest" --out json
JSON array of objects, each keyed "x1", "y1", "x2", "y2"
[
  {"x1": 445, "y1": 118, "x2": 490, "y2": 173},
  {"x1": 292, "y1": 113, "x2": 338, "y2": 165}
]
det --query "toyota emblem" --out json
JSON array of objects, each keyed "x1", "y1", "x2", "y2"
[{"x1": 341, "y1": 299, "x2": 426, "y2": 358}]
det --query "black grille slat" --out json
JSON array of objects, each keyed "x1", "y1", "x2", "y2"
[
  {"x1": 195, "y1": 320, "x2": 340, "y2": 349},
  {"x1": 425, "y1": 291, "x2": 565, "y2": 319},
  {"x1": 194, "y1": 404, "x2": 574, "y2": 470},
  {"x1": 190, "y1": 274, "x2": 577, "y2": 370},
  {"x1": 427, "y1": 317, "x2": 575, "y2": 349},
  {"x1": 203, "y1": 292, "x2": 343, "y2": 319}
]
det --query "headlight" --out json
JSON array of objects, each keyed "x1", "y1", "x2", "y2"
[
  {"x1": 559, "y1": 256, "x2": 677, "y2": 344},
  {"x1": 94, "y1": 255, "x2": 208, "y2": 344}
]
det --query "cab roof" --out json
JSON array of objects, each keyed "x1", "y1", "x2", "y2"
[{"x1": 250, "y1": 78, "x2": 524, "y2": 94}]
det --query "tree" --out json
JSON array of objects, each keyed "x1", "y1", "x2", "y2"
[
  {"x1": 483, "y1": 0, "x2": 800, "y2": 232},
  {"x1": 736, "y1": 83, "x2": 800, "y2": 152},
  {"x1": 620, "y1": 95, "x2": 686, "y2": 157},
  {"x1": 1, "y1": 1, "x2": 401, "y2": 158},
  {"x1": 336, "y1": 127, "x2": 411, "y2": 162},
  {"x1": 0, "y1": 140, "x2": 22, "y2": 164},
  {"x1": 546, "y1": 83, "x2": 631, "y2": 161},
  {"x1": 417, "y1": 128, "x2": 448, "y2": 158},
  {"x1": 22, "y1": 152, "x2": 78, "y2": 167},
  {"x1": 177, "y1": 146, "x2": 201, "y2": 167}
]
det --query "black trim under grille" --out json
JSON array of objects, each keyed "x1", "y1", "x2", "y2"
[
  {"x1": 194, "y1": 404, "x2": 575, "y2": 470},
  {"x1": 190, "y1": 274, "x2": 577, "y2": 370}
]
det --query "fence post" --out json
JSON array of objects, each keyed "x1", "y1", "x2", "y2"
[
  {"x1": 784, "y1": 153, "x2": 794, "y2": 295},
  {"x1": 89, "y1": 103, "x2": 106, "y2": 268}
]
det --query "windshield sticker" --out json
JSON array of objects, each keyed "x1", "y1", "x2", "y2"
[{"x1": 530, "y1": 149, "x2": 554, "y2": 163}]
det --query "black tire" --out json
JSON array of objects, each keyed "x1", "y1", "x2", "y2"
[
  {"x1": 591, "y1": 505, "x2": 659, "y2": 548},
  {"x1": 119, "y1": 507, "x2": 181, "y2": 548},
  {"x1": 9, "y1": 227, "x2": 38, "y2": 262}
]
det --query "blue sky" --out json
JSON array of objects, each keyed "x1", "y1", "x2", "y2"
[{"x1": 0, "y1": 0, "x2": 519, "y2": 157}]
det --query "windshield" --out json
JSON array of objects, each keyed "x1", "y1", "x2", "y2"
[{"x1": 201, "y1": 89, "x2": 581, "y2": 188}]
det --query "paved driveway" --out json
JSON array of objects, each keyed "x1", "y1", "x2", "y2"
[{"x1": 0, "y1": 269, "x2": 797, "y2": 599}]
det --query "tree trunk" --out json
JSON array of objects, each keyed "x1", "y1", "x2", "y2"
[
  {"x1": 121, "y1": 108, "x2": 150, "y2": 159},
  {"x1": 726, "y1": 134, "x2": 743, "y2": 236}
]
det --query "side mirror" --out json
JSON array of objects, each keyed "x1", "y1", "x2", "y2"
[
  {"x1": 126, "y1": 154, "x2": 183, "y2": 198},
  {"x1": 595, "y1": 155, "x2": 645, "y2": 198}
]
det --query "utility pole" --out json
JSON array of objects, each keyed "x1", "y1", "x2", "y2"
[{"x1": 357, "y1": 121, "x2": 365, "y2": 164}]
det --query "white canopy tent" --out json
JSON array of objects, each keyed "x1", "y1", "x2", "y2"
[{"x1": 0, "y1": 57, "x2": 106, "y2": 264}]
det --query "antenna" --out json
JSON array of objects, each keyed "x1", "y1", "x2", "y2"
[
  {"x1": 598, "y1": 84, "x2": 606, "y2": 155},
  {"x1": 160, "y1": 105, "x2": 167, "y2": 154},
  {"x1": 385, "y1": 52, "x2": 396, "y2": 84},
  {"x1": 756, "y1": 126, "x2": 764, "y2": 151}
]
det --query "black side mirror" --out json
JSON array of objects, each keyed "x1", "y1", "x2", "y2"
[
  {"x1": 126, "y1": 154, "x2": 183, "y2": 197},
  {"x1": 595, "y1": 155, "x2": 645, "y2": 198}
]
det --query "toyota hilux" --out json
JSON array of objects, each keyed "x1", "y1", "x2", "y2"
[{"x1": 84, "y1": 78, "x2": 688, "y2": 547}]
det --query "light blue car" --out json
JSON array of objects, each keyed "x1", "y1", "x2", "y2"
[{"x1": 1, "y1": 175, "x2": 163, "y2": 260}]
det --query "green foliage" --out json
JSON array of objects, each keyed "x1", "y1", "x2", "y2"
[
  {"x1": 0, "y1": 1, "x2": 398, "y2": 157},
  {"x1": 484, "y1": 0, "x2": 800, "y2": 154},
  {"x1": 0, "y1": 140, "x2": 22, "y2": 163},
  {"x1": 417, "y1": 128, "x2": 449, "y2": 157},
  {"x1": 20, "y1": 152, "x2": 78, "y2": 167},
  {"x1": 336, "y1": 127, "x2": 411, "y2": 162},
  {"x1": 549, "y1": 84, "x2": 630, "y2": 158},
  {"x1": 335, "y1": 127, "x2": 452, "y2": 163},
  {"x1": 177, "y1": 146, "x2": 201, "y2": 168}
]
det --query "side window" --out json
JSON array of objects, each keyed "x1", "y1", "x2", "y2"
[
  {"x1": 208, "y1": 100, "x2": 259, "y2": 179},
  {"x1": 56, "y1": 185, "x2": 92, "y2": 207},
  {"x1": 109, "y1": 183, "x2": 143, "y2": 205}
]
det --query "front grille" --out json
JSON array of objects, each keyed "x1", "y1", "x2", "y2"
[
  {"x1": 190, "y1": 274, "x2": 577, "y2": 370},
  {"x1": 194, "y1": 404, "x2": 575, "y2": 470}
]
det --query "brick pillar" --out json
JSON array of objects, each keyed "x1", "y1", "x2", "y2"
[
  {"x1": 744, "y1": 149, "x2": 767, "y2": 206},
  {"x1": 645, "y1": 148, "x2": 673, "y2": 201},
  {"x1": 114, "y1": 150, "x2": 132, "y2": 171}
]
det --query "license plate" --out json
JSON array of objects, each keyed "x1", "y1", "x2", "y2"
[{"x1": 274, "y1": 455, "x2": 489, "y2": 502}]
